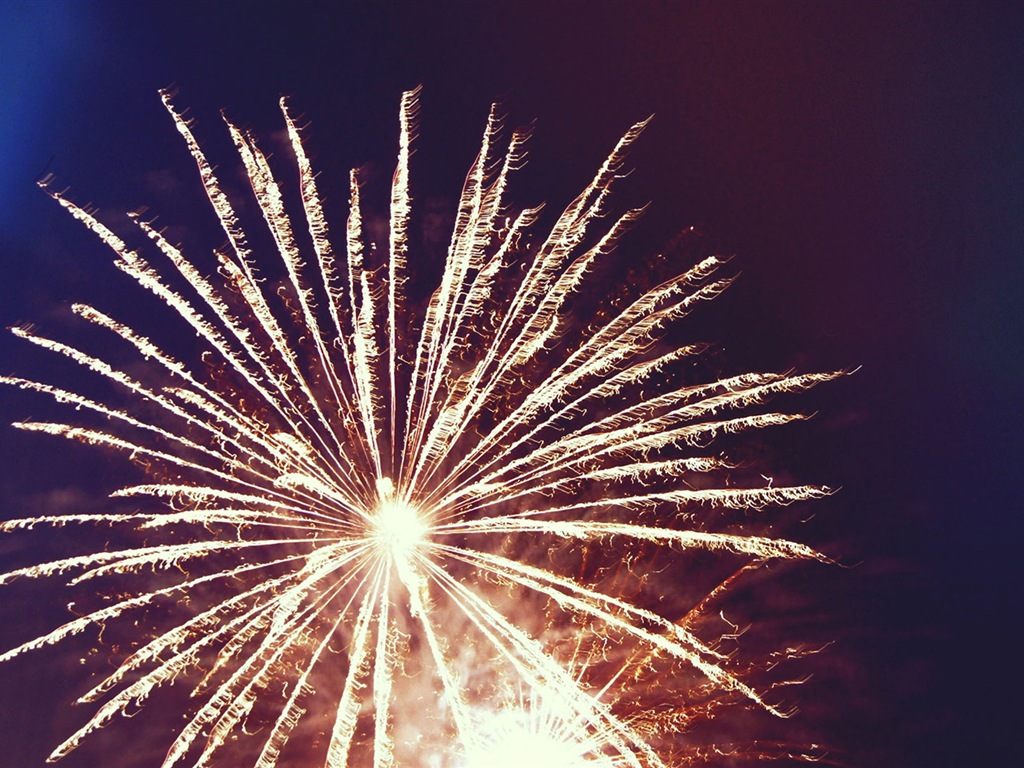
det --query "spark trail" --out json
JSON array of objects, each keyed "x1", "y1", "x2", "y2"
[{"x1": 2, "y1": 89, "x2": 841, "y2": 767}]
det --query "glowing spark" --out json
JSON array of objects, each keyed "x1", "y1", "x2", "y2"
[{"x1": 1, "y1": 89, "x2": 842, "y2": 767}]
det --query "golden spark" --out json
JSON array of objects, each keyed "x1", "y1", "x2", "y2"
[{"x1": 1, "y1": 88, "x2": 842, "y2": 767}]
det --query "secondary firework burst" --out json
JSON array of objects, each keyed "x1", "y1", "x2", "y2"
[{"x1": 1, "y1": 89, "x2": 842, "y2": 767}]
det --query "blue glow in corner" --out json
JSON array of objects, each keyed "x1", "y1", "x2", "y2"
[{"x1": 0, "y1": 0, "x2": 94, "y2": 233}]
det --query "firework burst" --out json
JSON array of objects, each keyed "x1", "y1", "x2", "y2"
[{"x1": 2, "y1": 89, "x2": 841, "y2": 767}]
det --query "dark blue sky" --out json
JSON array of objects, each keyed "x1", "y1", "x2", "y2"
[{"x1": 1, "y1": 2, "x2": 1021, "y2": 767}]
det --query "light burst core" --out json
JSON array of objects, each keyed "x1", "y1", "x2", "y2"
[{"x1": 372, "y1": 477, "x2": 429, "y2": 565}]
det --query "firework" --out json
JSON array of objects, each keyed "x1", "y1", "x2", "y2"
[{"x1": 2, "y1": 89, "x2": 840, "y2": 767}]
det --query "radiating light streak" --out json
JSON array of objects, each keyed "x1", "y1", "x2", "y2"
[{"x1": 1, "y1": 89, "x2": 841, "y2": 767}]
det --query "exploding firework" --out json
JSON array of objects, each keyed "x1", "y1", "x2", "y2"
[{"x1": 2, "y1": 89, "x2": 841, "y2": 767}]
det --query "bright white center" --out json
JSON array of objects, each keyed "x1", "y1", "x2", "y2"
[
  {"x1": 461, "y1": 709, "x2": 611, "y2": 768},
  {"x1": 372, "y1": 478, "x2": 427, "y2": 562},
  {"x1": 465, "y1": 732, "x2": 586, "y2": 768}
]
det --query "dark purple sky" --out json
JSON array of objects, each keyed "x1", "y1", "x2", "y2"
[{"x1": 1, "y1": 2, "x2": 1021, "y2": 767}]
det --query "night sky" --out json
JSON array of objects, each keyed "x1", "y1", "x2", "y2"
[{"x1": 1, "y1": 2, "x2": 1022, "y2": 767}]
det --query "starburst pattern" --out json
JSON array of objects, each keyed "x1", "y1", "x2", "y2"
[{"x1": 1, "y1": 89, "x2": 840, "y2": 767}]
